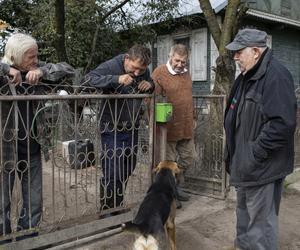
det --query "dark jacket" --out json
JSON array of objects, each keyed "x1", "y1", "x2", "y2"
[
  {"x1": 0, "y1": 61, "x2": 75, "y2": 165},
  {"x1": 224, "y1": 49, "x2": 297, "y2": 187},
  {"x1": 86, "y1": 54, "x2": 154, "y2": 130}
]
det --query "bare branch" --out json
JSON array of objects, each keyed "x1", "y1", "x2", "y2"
[
  {"x1": 219, "y1": 0, "x2": 241, "y2": 54},
  {"x1": 233, "y1": 3, "x2": 248, "y2": 36},
  {"x1": 198, "y1": 0, "x2": 222, "y2": 49},
  {"x1": 85, "y1": 0, "x2": 131, "y2": 73}
]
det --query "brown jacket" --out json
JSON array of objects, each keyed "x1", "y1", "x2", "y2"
[{"x1": 152, "y1": 65, "x2": 194, "y2": 142}]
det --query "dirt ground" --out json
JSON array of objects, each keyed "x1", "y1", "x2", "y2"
[{"x1": 72, "y1": 188, "x2": 300, "y2": 250}]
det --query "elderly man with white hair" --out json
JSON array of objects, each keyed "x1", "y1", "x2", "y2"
[
  {"x1": 0, "y1": 33, "x2": 74, "y2": 241},
  {"x1": 152, "y1": 44, "x2": 197, "y2": 209}
]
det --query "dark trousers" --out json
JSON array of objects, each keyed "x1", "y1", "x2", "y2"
[
  {"x1": 235, "y1": 179, "x2": 284, "y2": 250},
  {"x1": 0, "y1": 152, "x2": 42, "y2": 235},
  {"x1": 100, "y1": 131, "x2": 138, "y2": 210}
]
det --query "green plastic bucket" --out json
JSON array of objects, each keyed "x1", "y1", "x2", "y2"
[{"x1": 155, "y1": 103, "x2": 173, "y2": 123}]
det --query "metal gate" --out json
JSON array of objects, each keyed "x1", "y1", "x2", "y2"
[
  {"x1": 184, "y1": 95, "x2": 228, "y2": 199},
  {"x1": 0, "y1": 85, "x2": 231, "y2": 249},
  {"x1": 0, "y1": 83, "x2": 155, "y2": 249},
  {"x1": 295, "y1": 93, "x2": 300, "y2": 169}
]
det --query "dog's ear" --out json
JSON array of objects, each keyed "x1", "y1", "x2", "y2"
[
  {"x1": 170, "y1": 162, "x2": 180, "y2": 175},
  {"x1": 174, "y1": 166, "x2": 180, "y2": 175},
  {"x1": 153, "y1": 165, "x2": 160, "y2": 173},
  {"x1": 153, "y1": 161, "x2": 164, "y2": 173}
]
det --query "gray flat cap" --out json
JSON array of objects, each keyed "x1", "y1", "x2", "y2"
[{"x1": 226, "y1": 28, "x2": 267, "y2": 51}]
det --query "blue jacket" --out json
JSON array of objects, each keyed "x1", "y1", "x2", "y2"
[
  {"x1": 86, "y1": 54, "x2": 154, "y2": 130},
  {"x1": 224, "y1": 49, "x2": 297, "y2": 187}
]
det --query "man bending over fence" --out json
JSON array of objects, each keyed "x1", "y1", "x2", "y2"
[{"x1": 85, "y1": 44, "x2": 154, "y2": 212}]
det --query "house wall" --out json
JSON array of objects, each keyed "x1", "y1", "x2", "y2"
[
  {"x1": 245, "y1": 0, "x2": 300, "y2": 21},
  {"x1": 152, "y1": 16, "x2": 300, "y2": 94},
  {"x1": 243, "y1": 20, "x2": 300, "y2": 89},
  {"x1": 271, "y1": 28, "x2": 300, "y2": 88}
]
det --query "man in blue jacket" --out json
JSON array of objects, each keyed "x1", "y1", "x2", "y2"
[
  {"x1": 224, "y1": 28, "x2": 297, "y2": 250},
  {"x1": 86, "y1": 45, "x2": 154, "y2": 211}
]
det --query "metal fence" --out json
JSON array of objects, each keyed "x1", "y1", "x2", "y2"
[
  {"x1": 295, "y1": 94, "x2": 300, "y2": 169},
  {"x1": 184, "y1": 94, "x2": 300, "y2": 199},
  {"x1": 0, "y1": 83, "x2": 155, "y2": 249},
  {"x1": 184, "y1": 95, "x2": 227, "y2": 199},
  {"x1": 186, "y1": 93, "x2": 300, "y2": 198},
  {"x1": 1, "y1": 86, "x2": 299, "y2": 248}
]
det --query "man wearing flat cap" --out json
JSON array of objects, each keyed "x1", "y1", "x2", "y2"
[{"x1": 223, "y1": 28, "x2": 297, "y2": 250}]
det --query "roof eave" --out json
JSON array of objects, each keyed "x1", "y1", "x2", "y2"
[{"x1": 247, "y1": 9, "x2": 300, "y2": 29}]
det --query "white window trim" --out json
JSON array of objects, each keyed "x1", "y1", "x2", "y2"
[{"x1": 190, "y1": 28, "x2": 208, "y2": 81}]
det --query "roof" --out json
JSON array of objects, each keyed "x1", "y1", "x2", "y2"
[
  {"x1": 178, "y1": 0, "x2": 227, "y2": 16},
  {"x1": 246, "y1": 9, "x2": 300, "y2": 28},
  {"x1": 177, "y1": 0, "x2": 300, "y2": 29}
]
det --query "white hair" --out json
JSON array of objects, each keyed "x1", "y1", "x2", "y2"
[
  {"x1": 258, "y1": 46, "x2": 268, "y2": 52},
  {"x1": 1, "y1": 33, "x2": 37, "y2": 66},
  {"x1": 169, "y1": 43, "x2": 189, "y2": 58}
]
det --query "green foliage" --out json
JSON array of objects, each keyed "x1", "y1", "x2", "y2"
[
  {"x1": 0, "y1": 0, "x2": 33, "y2": 30},
  {"x1": 0, "y1": 0, "x2": 180, "y2": 69}
]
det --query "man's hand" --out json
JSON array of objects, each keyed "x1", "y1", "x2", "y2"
[
  {"x1": 193, "y1": 119, "x2": 197, "y2": 130},
  {"x1": 138, "y1": 80, "x2": 152, "y2": 92},
  {"x1": 8, "y1": 67, "x2": 22, "y2": 85},
  {"x1": 26, "y1": 68, "x2": 43, "y2": 85},
  {"x1": 118, "y1": 74, "x2": 134, "y2": 86}
]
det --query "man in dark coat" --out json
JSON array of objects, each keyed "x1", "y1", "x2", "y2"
[
  {"x1": 85, "y1": 44, "x2": 154, "y2": 211},
  {"x1": 223, "y1": 28, "x2": 297, "y2": 250}
]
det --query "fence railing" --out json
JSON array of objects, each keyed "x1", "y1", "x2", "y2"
[
  {"x1": 0, "y1": 83, "x2": 155, "y2": 248},
  {"x1": 1, "y1": 86, "x2": 298, "y2": 248},
  {"x1": 295, "y1": 94, "x2": 300, "y2": 169},
  {"x1": 184, "y1": 95, "x2": 227, "y2": 199}
]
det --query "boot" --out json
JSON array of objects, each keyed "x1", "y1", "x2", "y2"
[
  {"x1": 176, "y1": 170, "x2": 190, "y2": 201},
  {"x1": 176, "y1": 186, "x2": 190, "y2": 201}
]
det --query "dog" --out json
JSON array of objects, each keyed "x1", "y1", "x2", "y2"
[{"x1": 125, "y1": 160, "x2": 179, "y2": 250}]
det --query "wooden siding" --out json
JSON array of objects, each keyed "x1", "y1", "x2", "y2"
[{"x1": 272, "y1": 28, "x2": 300, "y2": 88}]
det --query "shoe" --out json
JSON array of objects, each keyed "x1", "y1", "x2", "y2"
[{"x1": 176, "y1": 186, "x2": 190, "y2": 201}]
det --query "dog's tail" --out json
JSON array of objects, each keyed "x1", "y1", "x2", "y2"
[
  {"x1": 133, "y1": 235, "x2": 158, "y2": 250},
  {"x1": 123, "y1": 222, "x2": 159, "y2": 250}
]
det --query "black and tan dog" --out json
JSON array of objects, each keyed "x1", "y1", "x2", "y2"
[{"x1": 126, "y1": 160, "x2": 179, "y2": 250}]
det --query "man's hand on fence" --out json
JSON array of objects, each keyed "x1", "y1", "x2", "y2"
[
  {"x1": 26, "y1": 68, "x2": 43, "y2": 85},
  {"x1": 8, "y1": 67, "x2": 22, "y2": 85},
  {"x1": 138, "y1": 80, "x2": 152, "y2": 92}
]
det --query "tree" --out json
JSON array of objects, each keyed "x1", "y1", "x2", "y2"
[
  {"x1": 84, "y1": 0, "x2": 131, "y2": 73},
  {"x1": 0, "y1": 0, "x2": 32, "y2": 31},
  {"x1": 198, "y1": 0, "x2": 247, "y2": 95},
  {"x1": 54, "y1": 0, "x2": 68, "y2": 62},
  {"x1": 84, "y1": 0, "x2": 181, "y2": 72},
  {"x1": 0, "y1": 0, "x2": 180, "y2": 69},
  {"x1": 194, "y1": 1, "x2": 247, "y2": 172}
]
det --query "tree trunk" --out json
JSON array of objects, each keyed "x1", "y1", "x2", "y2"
[
  {"x1": 54, "y1": 0, "x2": 68, "y2": 62},
  {"x1": 198, "y1": 0, "x2": 242, "y2": 96},
  {"x1": 196, "y1": 0, "x2": 243, "y2": 169}
]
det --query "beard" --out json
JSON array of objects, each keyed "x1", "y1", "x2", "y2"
[{"x1": 173, "y1": 67, "x2": 184, "y2": 73}]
